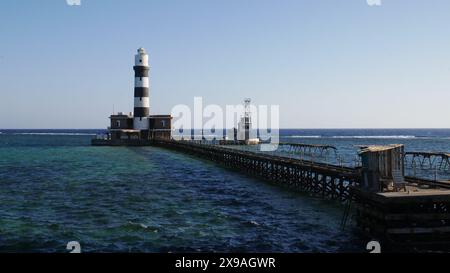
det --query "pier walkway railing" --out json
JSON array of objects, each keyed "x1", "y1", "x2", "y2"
[{"x1": 153, "y1": 140, "x2": 361, "y2": 202}]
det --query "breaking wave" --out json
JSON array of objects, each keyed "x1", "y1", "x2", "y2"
[
  {"x1": 284, "y1": 135, "x2": 419, "y2": 139},
  {"x1": 285, "y1": 135, "x2": 322, "y2": 139},
  {"x1": 11, "y1": 133, "x2": 96, "y2": 136},
  {"x1": 330, "y1": 135, "x2": 417, "y2": 139}
]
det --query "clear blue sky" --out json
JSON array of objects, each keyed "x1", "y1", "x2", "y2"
[{"x1": 0, "y1": 0, "x2": 449, "y2": 129}]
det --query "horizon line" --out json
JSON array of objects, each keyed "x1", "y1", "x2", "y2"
[{"x1": 1, "y1": 128, "x2": 450, "y2": 130}]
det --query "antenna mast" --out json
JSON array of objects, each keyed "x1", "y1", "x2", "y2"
[{"x1": 244, "y1": 98, "x2": 251, "y2": 120}]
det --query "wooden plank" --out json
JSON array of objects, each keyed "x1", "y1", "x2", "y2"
[
  {"x1": 385, "y1": 213, "x2": 450, "y2": 221},
  {"x1": 387, "y1": 226, "x2": 450, "y2": 235}
]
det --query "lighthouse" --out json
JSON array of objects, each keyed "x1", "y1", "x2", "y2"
[
  {"x1": 133, "y1": 48, "x2": 150, "y2": 130},
  {"x1": 96, "y1": 47, "x2": 172, "y2": 144}
]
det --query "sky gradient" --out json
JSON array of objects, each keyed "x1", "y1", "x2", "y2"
[{"x1": 0, "y1": 0, "x2": 449, "y2": 129}]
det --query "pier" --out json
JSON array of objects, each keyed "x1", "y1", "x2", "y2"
[
  {"x1": 152, "y1": 139, "x2": 359, "y2": 202},
  {"x1": 92, "y1": 137, "x2": 450, "y2": 247},
  {"x1": 144, "y1": 139, "x2": 450, "y2": 248}
]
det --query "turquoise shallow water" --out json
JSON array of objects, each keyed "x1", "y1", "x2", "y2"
[{"x1": 0, "y1": 132, "x2": 362, "y2": 253}]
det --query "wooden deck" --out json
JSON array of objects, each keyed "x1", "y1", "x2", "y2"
[{"x1": 352, "y1": 186, "x2": 450, "y2": 246}]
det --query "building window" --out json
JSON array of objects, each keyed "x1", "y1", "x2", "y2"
[
  {"x1": 116, "y1": 120, "x2": 121, "y2": 128},
  {"x1": 139, "y1": 59, "x2": 142, "y2": 63},
  {"x1": 161, "y1": 120, "x2": 166, "y2": 127},
  {"x1": 140, "y1": 97, "x2": 142, "y2": 101}
]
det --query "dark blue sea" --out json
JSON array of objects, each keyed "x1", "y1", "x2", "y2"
[{"x1": 0, "y1": 129, "x2": 449, "y2": 253}]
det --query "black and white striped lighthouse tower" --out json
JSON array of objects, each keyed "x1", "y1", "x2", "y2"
[{"x1": 133, "y1": 48, "x2": 150, "y2": 130}]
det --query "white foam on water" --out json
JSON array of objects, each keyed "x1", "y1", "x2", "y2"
[
  {"x1": 11, "y1": 133, "x2": 96, "y2": 136},
  {"x1": 284, "y1": 135, "x2": 419, "y2": 139},
  {"x1": 330, "y1": 135, "x2": 417, "y2": 139},
  {"x1": 285, "y1": 135, "x2": 322, "y2": 139}
]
